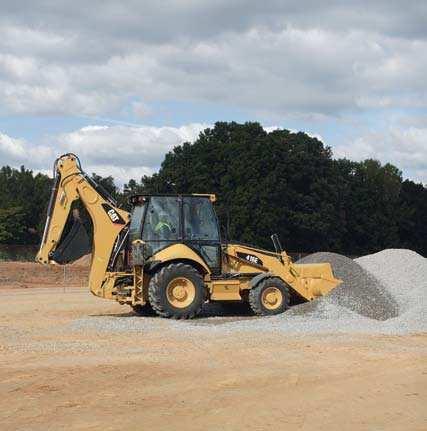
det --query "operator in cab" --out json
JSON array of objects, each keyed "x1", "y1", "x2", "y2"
[{"x1": 155, "y1": 210, "x2": 174, "y2": 239}]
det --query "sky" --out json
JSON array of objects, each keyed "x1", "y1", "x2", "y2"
[{"x1": 0, "y1": 0, "x2": 426, "y2": 185}]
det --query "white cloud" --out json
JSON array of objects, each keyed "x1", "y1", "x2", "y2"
[
  {"x1": 57, "y1": 123, "x2": 208, "y2": 169},
  {"x1": 83, "y1": 164, "x2": 155, "y2": 182},
  {"x1": 0, "y1": 132, "x2": 55, "y2": 167},
  {"x1": 0, "y1": 3, "x2": 426, "y2": 117},
  {"x1": 0, "y1": 123, "x2": 208, "y2": 184},
  {"x1": 334, "y1": 127, "x2": 427, "y2": 184},
  {"x1": 0, "y1": 132, "x2": 26, "y2": 159},
  {"x1": 0, "y1": 1, "x2": 426, "y2": 185}
]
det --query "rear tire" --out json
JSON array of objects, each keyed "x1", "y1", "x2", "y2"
[
  {"x1": 249, "y1": 278, "x2": 290, "y2": 316},
  {"x1": 148, "y1": 263, "x2": 205, "y2": 319}
]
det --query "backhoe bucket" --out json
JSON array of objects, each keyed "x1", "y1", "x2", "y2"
[{"x1": 51, "y1": 218, "x2": 91, "y2": 264}]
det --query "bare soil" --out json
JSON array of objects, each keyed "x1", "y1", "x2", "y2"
[
  {"x1": 0, "y1": 261, "x2": 89, "y2": 289},
  {"x1": 0, "y1": 283, "x2": 426, "y2": 431}
]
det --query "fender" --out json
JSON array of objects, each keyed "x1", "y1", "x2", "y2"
[
  {"x1": 249, "y1": 272, "x2": 274, "y2": 289},
  {"x1": 152, "y1": 243, "x2": 211, "y2": 275}
]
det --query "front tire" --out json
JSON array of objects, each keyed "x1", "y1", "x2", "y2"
[
  {"x1": 148, "y1": 263, "x2": 205, "y2": 319},
  {"x1": 249, "y1": 278, "x2": 290, "y2": 316}
]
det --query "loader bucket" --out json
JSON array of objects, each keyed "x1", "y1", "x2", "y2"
[{"x1": 293, "y1": 262, "x2": 342, "y2": 298}]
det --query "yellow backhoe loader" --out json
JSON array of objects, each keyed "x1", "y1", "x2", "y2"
[{"x1": 36, "y1": 154, "x2": 342, "y2": 319}]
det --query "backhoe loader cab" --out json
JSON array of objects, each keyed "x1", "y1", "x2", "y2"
[
  {"x1": 129, "y1": 194, "x2": 222, "y2": 273},
  {"x1": 36, "y1": 153, "x2": 342, "y2": 319}
]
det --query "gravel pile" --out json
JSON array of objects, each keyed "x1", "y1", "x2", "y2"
[
  {"x1": 355, "y1": 249, "x2": 426, "y2": 312},
  {"x1": 355, "y1": 249, "x2": 427, "y2": 333},
  {"x1": 289, "y1": 252, "x2": 399, "y2": 320},
  {"x1": 281, "y1": 248, "x2": 426, "y2": 334}
]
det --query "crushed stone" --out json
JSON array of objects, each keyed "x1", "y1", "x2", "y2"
[
  {"x1": 355, "y1": 249, "x2": 426, "y2": 312},
  {"x1": 290, "y1": 252, "x2": 399, "y2": 320}
]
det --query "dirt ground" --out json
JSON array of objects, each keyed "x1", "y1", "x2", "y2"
[
  {"x1": 0, "y1": 284, "x2": 426, "y2": 431},
  {"x1": 0, "y1": 261, "x2": 89, "y2": 289}
]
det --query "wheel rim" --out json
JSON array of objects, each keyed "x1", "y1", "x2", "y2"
[
  {"x1": 261, "y1": 286, "x2": 283, "y2": 310},
  {"x1": 166, "y1": 277, "x2": 196, "y2": 308}
]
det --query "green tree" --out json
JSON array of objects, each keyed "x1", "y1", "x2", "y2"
[
  {"x1": 0, "y1": 122, "x2": 425, "y2": 256},
  {"x1": 138, "y1": 122, "x2": 426, "y2": 255},
  {"x1": 340, "y1": 159, "x2": 402, "y2": 254},
  {"x1": 0, "y1": 207, "x2": 28, "y2": 243},
  {"x1": 90, "y1": 173, "x2": 118, "y2": 199},
  {"x1": 118, "y1": 178, "x2": 146, "y2": 209},
  {"x1": 142, "y1": 122, "x2": 349, "y2": 251},
  {"x1": 0, "y1": 166, "x2": 52, "y2": 244},
  {"x1": 398, "y1": 180, "x2": 427, "y2": 255}
]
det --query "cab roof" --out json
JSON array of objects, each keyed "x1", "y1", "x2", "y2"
[{"x1": 129, "y1": 193, "x2": 216, "y2": 205}]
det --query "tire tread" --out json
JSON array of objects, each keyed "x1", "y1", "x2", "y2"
[
  {"x1": 248, "y1": 277, "x2": 290, "y2": 316},
  {"x1": 148, "y1": 263, "x2": 204, "y2": 319}
]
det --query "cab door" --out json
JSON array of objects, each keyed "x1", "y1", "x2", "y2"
[
  {"x1": 182, "y1": 196, "x2": 222, "y2": 274},
  {"x1": 141, "y1": 196, "x2": 181, "y2": 256}
]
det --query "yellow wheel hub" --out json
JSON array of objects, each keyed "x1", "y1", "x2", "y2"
[
  {"x1": 166, "y1": 277, "x2": 196, "y2": 308},
  {"x1": 261, "y1": 287, "x2": 283, "y2": 310}
]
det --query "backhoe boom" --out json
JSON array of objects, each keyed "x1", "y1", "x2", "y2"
[{"x1": 36, "y1": 154, "x2": 130, "y2": 298}]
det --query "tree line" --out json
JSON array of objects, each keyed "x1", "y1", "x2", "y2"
[{"x1": 0, "y1": 122, "x2": 426, "y2": 256}]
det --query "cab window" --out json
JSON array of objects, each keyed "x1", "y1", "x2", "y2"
[
  {"x1": 129, "y1": 204, "x2": 145, "y2": 242},
  {"x1": 142, "y1": 196, "x2": 179, "y2": 241},
  {"x1": 183, "y1": 197, "x2": 219, "y2": 241}
]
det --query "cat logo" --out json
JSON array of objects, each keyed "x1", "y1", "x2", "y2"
[
  {"x1": 101, "y1": 203, "x2": 126, "y2": 225},
  {"x1": 108, "y1": 209, "x2": 119, "y2": 222}
]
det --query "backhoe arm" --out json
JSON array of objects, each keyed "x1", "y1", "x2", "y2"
[{"x1": 36, "y1": 154, "x2": 130, "y2": 298}]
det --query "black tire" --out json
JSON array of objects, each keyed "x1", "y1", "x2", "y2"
[
  {"x1": 131, "y1": 303, "x2": 155, "y2": 316},
  {"x1": 148, "y1": 263, "x2": 205, "y2": 319},
  {"x1": 249, "y1": 277, "x2": 290, "y2": 316}
]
